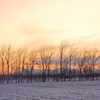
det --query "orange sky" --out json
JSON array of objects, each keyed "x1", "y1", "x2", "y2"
[{"x1": 0, "y1": 0, "x2": 100, "y2": 48}]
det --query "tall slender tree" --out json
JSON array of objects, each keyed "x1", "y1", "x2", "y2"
[{"x1": 58, "y1": 40, "x2": 69, "y2": 81}]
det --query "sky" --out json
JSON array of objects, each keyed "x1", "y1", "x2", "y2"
[{"x1": 0, "y1": 0, "x2": 100, "y2": 48}]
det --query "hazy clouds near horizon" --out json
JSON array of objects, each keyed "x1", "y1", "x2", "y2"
[{"x1": 0, "y1": 0, "x2": 100, "y2": 48}]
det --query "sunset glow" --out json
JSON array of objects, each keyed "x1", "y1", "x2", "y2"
[{"x1": 0, "y1": 0, "x2": 100, "y2": 48}]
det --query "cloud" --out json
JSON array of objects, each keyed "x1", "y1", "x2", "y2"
[
  {"x1": 18, "y1": 23, "x2": 67, "y2": 35},
  {"x1": 71, "y1": 33, "x2": 100, "y2": 41},
  {"x1": 16, "y1": 23, "x2": 68, "y2": 48},
  {"x1": 70, "y1": 33, "x2": 100, "y2": 49},
  {"x1": 87, "y1": 18, "x2": 100, "y2": 25}
]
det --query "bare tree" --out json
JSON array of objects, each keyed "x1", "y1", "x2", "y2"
[
  {"x1": 58, "y1": 40, "x2": 69, "y2": 81},
  {"x1": 77, "y1": 49, "x2": 89, "y2": 81},
  {"x1": 28, "y1": 48, "x2": 37, "y2": 82},
  {"x1": 46, "y1": 46, "x2": 55, "y2": 82},
  {"x1": 38, "y1": 45, "x2": 55, "y2": 82},
  {"x1": 14, "y1": 48, "x2": 28, "y2": 83},
  {"x1": 67, "y1": 44, "x2": 77, "y2": 81},
  {"x1": 0, "y1": 45, "x2": 6, "y2": 83},
  {"x1": 20, "y1": 48, "x2": 28, "y2": 83},
  {"x1": 88, "y1": 48, "x2": 100, "y2": 81},
  {"x1": 4, "y1": 45, "x2": 15, "y2": 84}
]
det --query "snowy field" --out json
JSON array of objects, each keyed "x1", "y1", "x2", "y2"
[{"x1": 0, "y1": 81, "x2": 100, "y2": 100}]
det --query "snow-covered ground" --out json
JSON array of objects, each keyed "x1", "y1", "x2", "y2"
[{"x1": 0, "y1": 81, "x2": 100, "y2": 100}]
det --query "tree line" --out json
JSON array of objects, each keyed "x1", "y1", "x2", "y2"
[{"x1": 0, "y1": 40, "x2": 100, "y2": 84}]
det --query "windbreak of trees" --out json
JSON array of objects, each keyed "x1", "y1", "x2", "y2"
[{"x1": 0, "y1": 41, "x2": 100, "y2": 84}]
